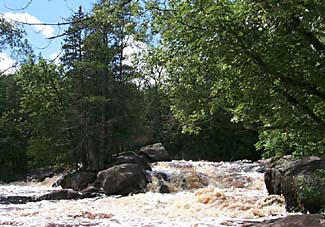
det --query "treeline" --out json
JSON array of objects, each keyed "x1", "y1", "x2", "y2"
[{"x1": 1, "y1": 0, "x2": 324, "y2": 182}]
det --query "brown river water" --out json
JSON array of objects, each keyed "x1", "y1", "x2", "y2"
[{"x1": 0, "y1": 160, "x2": 294, "y2": 227}]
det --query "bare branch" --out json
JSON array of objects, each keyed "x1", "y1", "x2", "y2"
[
  {"x1": 4, "y1": 0, "x2": 33, "y2": 11},
  {"x1": 47, "y1": 17, "x2": 95, "y2": 40},
  {"x1": 0, "y1": 63, "x2": 18, "y2": 76},
  {"x1": 1, "y1": 13, "x2": 94, "y2": 27},
  {"x1": 48, "y1": 49, "x2": 64, "y2": 64}
]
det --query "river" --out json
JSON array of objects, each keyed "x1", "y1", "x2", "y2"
[{"x1": 0, "y1": 160, "x2": 292, "y2": 227}]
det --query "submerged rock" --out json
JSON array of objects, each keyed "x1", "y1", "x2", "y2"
[
  {"x1": 0, "y1": 195, "x2": 35, "y2": 204},
  {"x1": 37, "y1": 187, "x2": 103, "y2": 201},
  {"x1": 168, "y1": 171, "x2": 209, "y2": 192},
  {"x1": 147, "y1": 170, "x2": 209, "y2": 193},
  {"x1": 36, "y1": 189, "x2": 83, "y2": 201}
]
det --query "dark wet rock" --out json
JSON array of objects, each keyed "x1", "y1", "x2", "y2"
[
  {"x1": 36, "y1": 189, "x2": 83, "y2": 201},
  {"x1": 242, "y1": 214, "x2": 325, "y2": 227},
  {"x1": 264, "y1": 155, "x2": 325, "y2": 213},
  {"x1": 27, "y1": 167, "x2": 56, "y2": 182},
  {"x1": 152, "y1": 171, "x2": 169, "y2": 182},
  {"x1": 95, "y1": 163, "x2": 149, "y2": 196},
  {"x1": 257, "y1": 158, "x2": 273, "y2": 172},
  {"x1": 80, "y1": 185, "x2": 103, "y2": 194},
  {"x1": 0, "y1": 196, "x2": 35, "y2": 204},
  {"x1": 158, "y1": 184, "x2": 170, "y2": 193},
  {"x1": 148, "y1": 169, "x2": 209, "y2": 193},
  {"x1": 264, "y1": 155, "x2": 297, "y2": 195},
  {"x1": 112, "y1": 151, "x2": 152, "y2": 171},
  {"x1": 147, "y1": 171, "x2": 171, "y2": 193},
  {"x1": 139, "y1": 143, "x2": 171, "y2": 162},
  {"x1": 1, "y1": 187, "x2": 103, "y2": 204},
  {"x1": 80, "y1": 185, "x2": 104, "y2": 198},
  {"x1": 58, "y1": 170, "x2": 97, "y2": 191},
  {"x1": 52, "y1": 176, "x2": 64, "y2": 187}
]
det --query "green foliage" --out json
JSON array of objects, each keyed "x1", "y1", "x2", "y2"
[
  {"x1": 16, "y1": 57, "x2": 72, "y2": 168},
  {"x1": 167, "y1": 111, "x2": 260, "y2": 161},
  {"x1": 2, "y1": 0, "x2": 325, "y2": 179},
  {"x1": 0, "y1": 113, "x2": 28, "y2": 182},
  {"x1": 58, "y1": 2, "x2": 149, "y2": 170},
  {"x1": 148, "y1": 0, "x2": 325, "y2": 158},
  {"x1": 0, "y1": 17, "x2": 31, "y2": 181},
  {"x1": 17, "y1": 58, "x2": 65, "y2": 117},
  {"x1": 256, "y1": 130, "x2": 291, "y2": 158},
  {"x1": 0, "y1": 17, "x2": 24, "y2": 52},
  {"x1": 296, "y1": 169, "x2": 325, "y2": 213},
  {"x1": 138, "y1": 47, "x2": 260, "y2": 161},
  {"x1": 0, "y1": 76, "x2": 28, "y2": 182}
]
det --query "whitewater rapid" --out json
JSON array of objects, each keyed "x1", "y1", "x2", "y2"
[{"x1": 0, "y1": 160, "x2": 290, "y2": 227}]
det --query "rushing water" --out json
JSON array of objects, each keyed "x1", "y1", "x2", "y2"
[{"x1": 0, "y1": 160, "x2": 291, "y2": 227}]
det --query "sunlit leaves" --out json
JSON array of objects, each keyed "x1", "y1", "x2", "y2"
[
  {"x1": 148, "y1": 0, "x2": 325, "y2": 158},
  {"x1": 16, "y1": 58, "x2": 65, "y2": 117}
]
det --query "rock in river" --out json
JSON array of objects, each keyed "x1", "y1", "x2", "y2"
[
  {"x1": 139, "y1": 143, "x2": 171, "y2": 162},
  {"x1": 57, "y1": 170, "x2": 97, "y2": 191},
  {"x1": 264, "y1": 155, "x2": 325, "y2": 213},
  {"x1": 95, "y1": 163, "x2": 150, "y2": 196},
  {"x1": 112, "y1": 151, "x2": 152, "y2": 171}
]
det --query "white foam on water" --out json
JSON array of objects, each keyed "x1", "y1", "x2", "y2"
[{"x1": 0, "y1": 160, "x2": 291, "y2": 227}]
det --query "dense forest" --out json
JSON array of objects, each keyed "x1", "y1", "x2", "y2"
[{"x1": 0, "y1": 0, "x2": 324, "y2": 182}]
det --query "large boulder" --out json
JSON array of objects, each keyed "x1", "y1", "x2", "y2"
[
  {"x1": 112, "y1": 151, "x2": 152, "y2": 171},
  {"x1": 264, "y1": 156, "x2": 325, "y2": 213},
  {"x1": 58, "y1": 170, "x2": 97, "y2": 191},
  {"x1": 139, "y1": 143, "x2": 171, "y2": 162},
  {"x1": 264, "y1": 155, "x2": 293, "y2": 195},
  {"x1": 95, "y1": 163, "x2": 149, "y2": 196}
]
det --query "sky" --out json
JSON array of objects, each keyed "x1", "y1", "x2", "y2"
[{"x1": 0, "y1": 0, "x2": 96, "y2": 72}]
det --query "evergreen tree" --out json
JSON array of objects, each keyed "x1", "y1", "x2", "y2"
[{"x1": 60, "y1": 1, "x2": 146, "y2": 170}]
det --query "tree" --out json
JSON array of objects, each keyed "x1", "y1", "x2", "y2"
[
  {"x1": 148, "y1": 0, "x2": 325, "y2": 158},
  {"x1": 15, "y1": 57, "x2": 73, "y2": 168},
  {"x1": 0, "y1": 17, "x2": 24, "y2": 52},
  {"x1": 0, "y1": 76, "x2": 28, "y2": 181},
  {"x1": 0, "y1": 16, "x2": 31, "y2": 181},
  {"x1": 59, "y1": 1, "x2": 148, "y2": 170},
  {"x1": 135, "y1": 45, "x2": 260, "y2": 161},
  {"x1": 61, "y1": 6, "x2": 94, "y2": 169}
]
